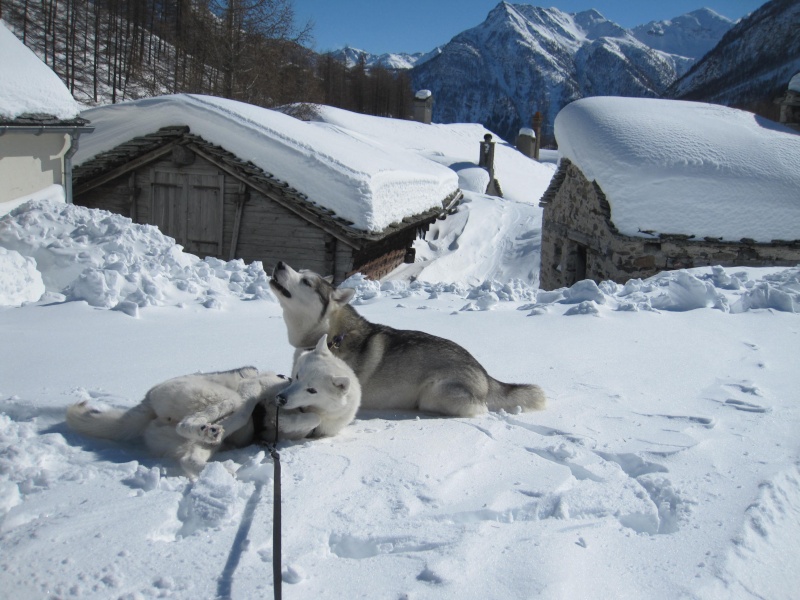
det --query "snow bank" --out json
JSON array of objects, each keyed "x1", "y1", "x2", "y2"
[
  {"x1": 0, "y1": 199, "x2": 273, "y2": 313},
  {"x1": 0, "y1": 247, "x2": 44, "y2": 306},
  {"x1": 75, "y1": 95, "x2": 459, "y2": 233},
  {"x1": 0, "y1": 21, "x2": 81, "y2": 120},
  {"x1": 343, "y1": 263, "x2": 800, "y2": 315},
  {"x1": 555, "y1": 97, "x2": 800, "y2": 242},
  {"x1": 2, "y1": 197, "x2": 798, "y2": 316}
]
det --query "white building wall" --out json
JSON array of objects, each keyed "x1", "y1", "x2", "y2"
[{"x1": 0, "y1": 132, "x2": 69, "y2": 204}]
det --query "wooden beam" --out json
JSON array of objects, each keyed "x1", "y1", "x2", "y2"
[
  {"x1": 74, "y1": 140, "x2": 183, "y2": 196},
  {"x1": 229, "y1": 183, "x2": 247, "y2": 260}
]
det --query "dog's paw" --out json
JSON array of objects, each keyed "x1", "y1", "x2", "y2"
[
  {"x1": 176, "y1": 420, "x2": 224, "y2": 444},
  {"x1": 198, "y1": 423, "x2": 224, "y2": 444}
]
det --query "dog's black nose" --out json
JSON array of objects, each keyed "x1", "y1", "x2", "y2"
[
  {"x1": 275, "y1": 261, "x2": 286, "y2": 272},
  {"x1": 276, "y1": 394, "x2": 287, "y2": 406}
]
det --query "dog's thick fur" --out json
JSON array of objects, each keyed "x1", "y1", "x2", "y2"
[
  {"x1": 269, "y1": 261, "x2": 546, "y2": 417},
  {"x1": 274, "y1": 334, "x2": 361, "y2": 438},
  {"x1": 66, "y1": 367, "x2": 290, "y2": 477}
]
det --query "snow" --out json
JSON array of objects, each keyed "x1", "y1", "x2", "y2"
[
  {"x1": 790, "y1": 72, "x2": 800, "y2": 94},
  {"x1": 555, "y1": 96, "x2": 800, "y2": 243},
  {"x1": 3, "y1": 105, "x2": 800, "y2": 599},
  {"x1": 0, "y1": 21, "x2": 81, "y2": 121},
  {"x1": 75, "y1": 95, "x2": 459, "y2": 233}
]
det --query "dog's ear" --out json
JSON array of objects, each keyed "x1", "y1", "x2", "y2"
[
  {"x1": 332, "y1": 287, "x2": 356, "y2": 305},
  {"x1": 315, "y1": 334, "x2": 330, "y2": 354},
  {"x1": 332, "y1": 375, "x2": 350, "y2": 396},
  {"x1": 323, "y1": 275, "x2": 334, "y2": 283}
]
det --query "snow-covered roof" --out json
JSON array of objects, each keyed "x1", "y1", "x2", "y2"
[
  {"x1": 789, "y1": 72, "x2": 800, "y2": 94},
  {"x1": 0, "y1": 20, "x2": 81, "y2": 121},
  {"x1": 555, "y1": 97, "x2": 800, "y2": 243},
  {"x1": 75, "y1": 95, "x2": 459, "y2": 233}
]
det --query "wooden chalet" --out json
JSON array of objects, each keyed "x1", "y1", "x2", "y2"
[{"x1": 73, "y1": 126, "x2": 461, "y2": 283}]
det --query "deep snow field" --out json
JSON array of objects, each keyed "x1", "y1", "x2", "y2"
[
  {"x1": 2, "y1": 197, "x2": 799, "y2": 600},
  {"x1": 2, "y1": 108, "x2": 800, "y2": 598}
]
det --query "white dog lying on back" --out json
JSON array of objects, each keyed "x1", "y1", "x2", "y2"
[
  {"x1": 273, "y1": 334, "x2": 361, "y2": 439},
  {"x1": 66, "y1": 367, "x2": 291, "y2": 477},
  {"x1": 66, "y1": 341, "x2": 361, "y2": 476}
]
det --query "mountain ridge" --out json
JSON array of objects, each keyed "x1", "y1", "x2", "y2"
[{"x1": 410, "y1": 2, "x2": 723, "y2": 143}]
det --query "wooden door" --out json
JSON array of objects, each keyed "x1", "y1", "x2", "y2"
[{"x1": 151, "y1": 168, "x2": 224, "y2": 256}]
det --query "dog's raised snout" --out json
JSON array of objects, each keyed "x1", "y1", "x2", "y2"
[{"x1": 276, "y1": 394, "x2": 287, "y2": 406}]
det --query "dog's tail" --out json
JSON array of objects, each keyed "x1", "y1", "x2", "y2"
[
  {"x1": 66, "y1": 398, "x2": 156, "y2": 441},
  {"x1": 487, "y1": 379, "x2": 547, "y2": 413}
]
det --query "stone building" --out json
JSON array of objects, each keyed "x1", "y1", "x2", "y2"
[
  {"x1": 777, "y1": 72, "x2": 800, "y2": 132},
  {"x1": 539, "y1": 97, "x2": 800, "y2": 290}
]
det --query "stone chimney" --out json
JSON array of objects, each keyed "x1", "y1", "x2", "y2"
[
  {"x1": 532, "y1": 111, "x2": 543, "y2": 159},
  {"x1": 515, "y1": 127, "x2": 536, "y2": 159},
  {"x1": 413, "y1": 90, "x2": 433, "y2": 124}
]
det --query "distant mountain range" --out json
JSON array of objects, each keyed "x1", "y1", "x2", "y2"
[
  {"x1": 406, "y1": 3, "x2": 738, "y2": 142},
  {"x1": 329, "y1": 47, "x2": 440, "y2": 70},
  {"x1": 664, "y1": 0, "x2": 800, "y2": 111}
]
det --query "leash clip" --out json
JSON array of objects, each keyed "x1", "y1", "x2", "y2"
[{"x1": 329, "y1": 333, "x2": 345, "y2": 350}]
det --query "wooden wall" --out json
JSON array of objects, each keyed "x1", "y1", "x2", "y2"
[{"x1": 75, "y1": 152, "x2": 354, "y2": 280}]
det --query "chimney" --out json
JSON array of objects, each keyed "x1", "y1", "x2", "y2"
[
  {"x1": 413, "y1": 90, "x2": 433, "y2": 124},
  {"x1": 515, "y1": 127, "x2": 536, "y2": 159},
  {"x1": 532, "y1": 111, "x2": 543, "y2": 160}
]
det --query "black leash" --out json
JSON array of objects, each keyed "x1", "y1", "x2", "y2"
[{"x1": 266, "y1": 405, "x2": 282, "y2": 600}]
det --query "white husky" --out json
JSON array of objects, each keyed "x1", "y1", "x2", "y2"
[
  {"x1": 66, "y1": 367, "x2": 291, "y2": 477},
  {"x1": 273, "y1": 334, "x2": 361, "y2": 438}
]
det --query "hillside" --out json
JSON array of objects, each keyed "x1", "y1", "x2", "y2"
[{"x1": 665, "y1": 0, "x2": 800, "y2": 118}]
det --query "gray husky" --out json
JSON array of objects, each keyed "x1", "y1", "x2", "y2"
[{"x1": 269, "y1": 261, "x2": 546, "y2": 417}]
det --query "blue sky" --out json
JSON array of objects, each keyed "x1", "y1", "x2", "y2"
[{"x1": 292, "y1": 0, "x2": 767, "y2": 55}]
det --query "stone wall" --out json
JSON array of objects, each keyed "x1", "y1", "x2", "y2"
[{"x1": 539, "y1": 160, "x2": 800, "y2": 290}]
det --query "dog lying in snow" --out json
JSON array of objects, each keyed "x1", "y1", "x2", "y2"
[
  {"x1": 66, "y1": 367, "x2": 292, "y2": 477},
  {"x1": 272, "y1": 334, "x2": 361, "y2": 439},
  {"x1": 269, "y1": 261, "x2": 546, "y2": 417},
  {"x1": 66, "y1": 351, "x2": 361, "y2": 476}
]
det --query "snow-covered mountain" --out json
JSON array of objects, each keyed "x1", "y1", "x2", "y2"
[
  {"x1": 411, "y1": 3, "x2": 688, "y2": 143},
  {"x1": 665, "y1": 0, "x2": 800, "y2": 109},
  {"x1": 329, "y1": 46, "x2": 440, "y2": 70},
  {"x1": 631, "y1": 8, "x2": 734, "y2": 61}
]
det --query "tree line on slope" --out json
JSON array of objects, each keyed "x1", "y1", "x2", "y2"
[{"x1": 0, "y1": 0, "x2": 414, "y2": 119}]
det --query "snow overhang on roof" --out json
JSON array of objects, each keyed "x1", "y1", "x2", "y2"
[
  {"x1": 554, "y1": 97, "x2": 800, "y2": 243},
  {"x1": 75, "y1": 95, "x2": 459, "y2": 234}
]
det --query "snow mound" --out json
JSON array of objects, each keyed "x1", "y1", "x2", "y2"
[
  {"x1": 0, "y1": 199, "x2": 275, "y2": 312},
  {"x1": 0, "y1": 247, "x2": 44, "y2": 306},
  {"x1": 345, "y1": 262, "x2": 800, "y2": 315}
]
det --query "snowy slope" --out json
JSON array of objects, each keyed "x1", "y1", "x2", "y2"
[
  {"x1": 555, "y1": 96, "x2": 800, "y2": 242},
  {"x1": 631, "y1": 8, "x2": 734, "y2": 61},
  {"x1": 666, "y1": 0, "x2": 800, "y2": 106}
]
